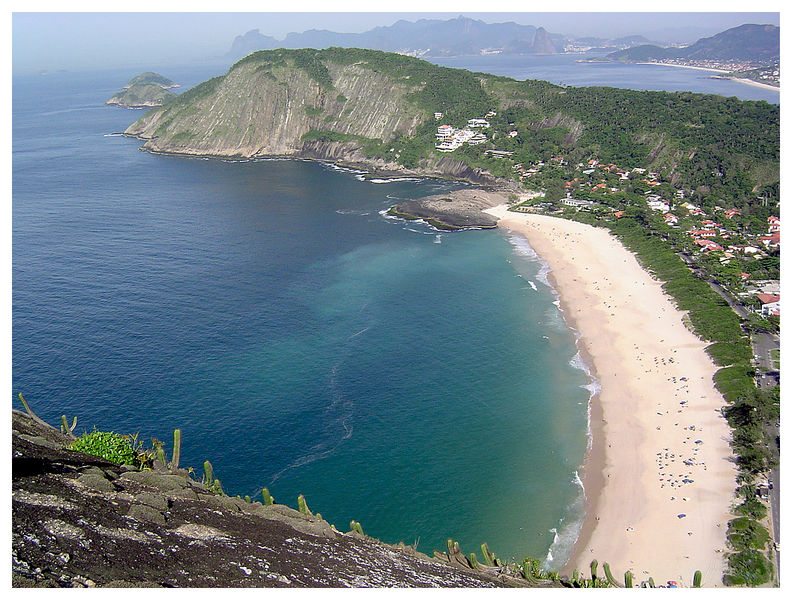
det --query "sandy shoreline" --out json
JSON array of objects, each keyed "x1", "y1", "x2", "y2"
[
  {"x1": 485, "y1": 206, "x2": 737, "y2": 587},
  {"x1": 636, "y1": 62, "x2": 779, "y2": 92}
]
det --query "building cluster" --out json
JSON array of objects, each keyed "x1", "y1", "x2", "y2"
[{"x1": 434, "y1": 114, "x2": 493, "y2": 152}]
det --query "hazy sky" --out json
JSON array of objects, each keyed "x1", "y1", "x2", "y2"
[{"x1": 11, "y1": 2, "x2": 783, "y2": 73}]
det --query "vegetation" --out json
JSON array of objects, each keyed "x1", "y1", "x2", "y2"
[{"x1": 68, "y1": 430, "x2": 138, "y2": 466}]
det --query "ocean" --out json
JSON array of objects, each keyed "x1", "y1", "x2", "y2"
[{"x1": 11, "y1": 54, "x2": 773, "y2": 569}]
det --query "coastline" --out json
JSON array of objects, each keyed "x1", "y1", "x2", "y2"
[
  {"x1": 635, "y1": 62, "x2": 779, "y2": 92},
  {"x1": 485, "y1": 206, "x2": 737, "y2": 586}
]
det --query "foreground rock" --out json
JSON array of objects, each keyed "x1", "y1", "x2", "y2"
[
  {"x1": 388, "y1": 189, "x2": 507, "y2": 230},
  {"x1": 12, "y1": 411, "x2": 548, "y2": 588}
]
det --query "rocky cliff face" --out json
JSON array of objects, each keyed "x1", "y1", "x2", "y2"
[
  {"x1": 125, "y1": 58, "x2": 424, "y2": 159},
  {"x1": 13, "y1": 411, "x2": 547, "y2": 588}
]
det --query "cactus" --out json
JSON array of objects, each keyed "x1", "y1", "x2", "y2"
[
  {"x1": 155, "y1": 445, "x2": 167, "y2": 465},
  {"x1": 648, "y1": 577, "x2": 655, "y2": 588},
  {"x1": 261, "y1": 487, "x2": 274, "y2": 506},
  {"x1": 624, "y1": 570, "x2": 633, "y2": 588},
  {"x1": 481, "y1": 542, "x2": 497, "y2": 567},
  {"x1": 170, "y1": 429, "x2": 181, "y2": 472},
  {"x1": 18, "y1": 393, "x2": 50, "y2": 429},
  {"x1": 203, "y1": 460, "x2": 214, "y2": 485},
  {"x1": 693, "y1": 570, "x2": 702, "y2": 588},
  {"x1": 297, "y1": 494, "x2": 311, "y2": 515},
  {"x1": 602, "y1": 562, "x2": 622, "y2": 587},
  {"x1": 315, "y1": 512, "x2": 322, "y2": 520},
  {"x1": 467, "y1": 553, "x2": 480, "y2": 570},
  {"x1": 590, "y1": 559, "x2": 599, "y2": 582},
  {"x1": 60, "y1": 415, "x2": 78, "y2": 439},
  {"x1": 244, "y1": 495, "x2": 251, "y2": 503},
  {"x1": 350, "y1": 520, "x2": 364, "y2": 536},
  {"x1": 521, "y1": 560, "x2": 540, "y2": 583}
]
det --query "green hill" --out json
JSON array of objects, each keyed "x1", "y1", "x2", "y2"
[{"x1": 123, "y1": 48, "x2": 778, "y2": 198}]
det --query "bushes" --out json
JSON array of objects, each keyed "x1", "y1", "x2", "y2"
[
  {"x1": 723, "y1": 550, "x2": 774, "y2": 586},
  {"x1": 68, "y1": 430, "x2": 137, "y2": 466}
]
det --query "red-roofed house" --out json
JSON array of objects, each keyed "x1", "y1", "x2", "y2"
[
  {"x1": 725, "y1": 208, "x2": 742, "y2": 219},
  {"x1": 663, "y1": 213, "x2": 679, "y2": 225},
  {"x1": 759, "y1": 232, "x2": 780, "y2": 249},
  {"x1": 756, "y1": 293, "x2": 780, "y2": 317},
  {"x1": 694, "y1": 239, "x2": 724, "y2": 252},
  {"x1": 768, "y1": 216, "x2": 780, "y2": 233},
  {"x1": 688, "y1": 229, "x2": 717, "y2": 238}
]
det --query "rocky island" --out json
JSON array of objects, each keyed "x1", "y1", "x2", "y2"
[{"x1": 107, "y1": 72, "x2": 179, "y2": 108}]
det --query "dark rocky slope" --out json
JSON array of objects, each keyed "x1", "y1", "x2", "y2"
[{"x1": 12, "y1": 411, "x2": 550, "y2": 588}]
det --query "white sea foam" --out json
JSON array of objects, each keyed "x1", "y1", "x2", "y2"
[
  {"x1": 321, "y1": 162, "x2": 367, "y2": 175},
  {"x1": 505, "y1": 232, "x2": 553, "y2": 289},
  {"x1": 367, "y1": 177, "x2": 421, "y2": 184},
  {"x1": 543, "y1": 471, "x2": 587, "y2": 572}
]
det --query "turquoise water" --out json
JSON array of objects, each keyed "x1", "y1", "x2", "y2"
[{"x1": 13, "y1": 67, "x2": 591, "y2": 566}]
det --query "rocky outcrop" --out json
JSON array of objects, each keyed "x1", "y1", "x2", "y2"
[
  {"x1": 12, "y1": 411, "x2": 550, "y2": 588},
  {"x1": 388, "y1": 189, "x2": 506, "y2": 230}
]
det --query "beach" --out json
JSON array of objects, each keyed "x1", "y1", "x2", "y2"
[
  {"x1": 485, "y1": 206, "x2": 737, "y2": 587},
  {"x1": 637, "y1": 62, "x2": 780, "y2": 92}
]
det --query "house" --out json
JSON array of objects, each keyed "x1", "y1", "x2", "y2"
[
  {"x1": 767, "y1": 216, "x2": 780, "y2": 233},
  {"x1": 647, "y1": 198, "x2": 670, "y2": 213},
  {"x1": 701, "y1": 220, "x2": 720, "y2": 229},
  {"x1": 663, "y1": 213, "x2": 679, "y2": 225},
  {"x1": 724, "y1": 208, "x2": 742, "y2": 219},
  {"x1": 694, "y1": 239, "x2": 724, "y2": 252},
  {"x1": 759, "y1": 232, "x2": 780, "y2": 249},
  {"x1": 613, "y1": 210, "x2": 625, "y2": 218},
  {"x1": 436, "y1": 124, "x2": 454, "y2": 139},
  {"x1": 467, "y1": 118, "x2": 490, "y2": 128},
  {"x1": 688, "y1": 229, "x2": 717, "y2": 238},
  {"x1": 508, "y1": 130, "x2": 518, "y2": 137},
  {"x1": 562, "y1": 197, "x2": 598, "y2": 209},
  {"x1": 434, "y1": 112, "x2": 443, "y2": 120},
  {"x1": 756, "y1": 293, "x2": 780, "y2": 317}
]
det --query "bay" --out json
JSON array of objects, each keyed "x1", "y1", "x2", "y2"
[
  {"x1": 13, "y1": 66, "x2": 590, "y2": 567},
  {"x1": 13, "y1": 51, "x2": 772, "y2": 569}
]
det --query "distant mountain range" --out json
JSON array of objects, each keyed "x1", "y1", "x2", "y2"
[
  {"x1": 607, "y1": 24, "x2": 779, "y2": 63},
  {"x1": 226, "y1": 16, "x2": 658, "y2": 59}
]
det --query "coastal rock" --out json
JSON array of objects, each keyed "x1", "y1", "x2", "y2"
[
  {"x1": 389, "y1": 189, "x2": 506, "y2": 230},
  {"x1": 12, "y1": 410, "x2": 546, "y2": 588}
]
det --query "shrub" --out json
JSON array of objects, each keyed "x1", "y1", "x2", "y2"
[
  {"x1": 68, "y1": 430, "x2": 137, "y2": 465},
  {"x1": 723, "y1": 549, "x2": 773, "y2": 586}
]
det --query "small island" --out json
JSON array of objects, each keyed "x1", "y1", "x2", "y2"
[{"x1": 106, "y1": 72, "x2": 179, "y2": 108}]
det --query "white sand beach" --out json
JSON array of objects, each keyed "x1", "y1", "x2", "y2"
[
  {"x1": 485, "y1": 206, "x2": 738, "y2": 587},
  {"x1": 636, "y1": 62, "x2": 779, "y2": 92}
]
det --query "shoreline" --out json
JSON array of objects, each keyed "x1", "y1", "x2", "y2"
[
  {"x1": 636, "y1": 62, "x2": 779, "y2": 92},
  {"x1": 485, "y1": 206, "x2": 737, "y2": 586}
]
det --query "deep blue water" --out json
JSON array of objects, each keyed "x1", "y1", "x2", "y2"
[
  {"x1": 12, "y1": 54, "x2": 775, "y2": 568},
  {"x1": 13, "y1": 66, "x2": 591, "y2": 567}
]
